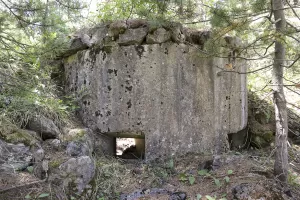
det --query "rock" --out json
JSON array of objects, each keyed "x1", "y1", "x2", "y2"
[
  {"x1": 62, "y1": 128, "x2": 94, "y2": 156},
  {"x1": 59, "y1": 156, "x2": 95, "y2": 193},
  {"x1": 0, "y1": 139, "x2": 32, "y2": 172},
  {"x1": 90, "y1": 25, "x2": 109, "y2": 46},
  {"x1": 126, "y1": 19, "x2": 148, "y2": 29},
  {"x1": 170, "y1": 192, "x2": 187, "y2": 200},
  {"x1": 109, "y1": 20, "x2": 127, "y2": 38},
  {"x1": 170, "y1": 26, "x2": 185, "y2": 43},
  {"x1": 66, "y1": 141, "x2": 90, "y2": 157},
  {"x1": 5, "y1": 129, "x2": 40, "y2": 146},
  {"x1": 49, "y1": 139, "x2": 62, "y2": 150},
  {"x1": 33, "y1": 148, "x2": 45, "y2": 162},
  {"x1": 231, "y1": 183, "x2": 282, "y2": 200},
  {"x1": 146, "y1": 28, "x2": 171, "y2": 44},
  {"x1": 183, "y1": 29, "x2": 211, "y2": 46},
  {"x1": 118, "y1": 28, "x2": 148, "y2": 45},
  {"x1": 27, "y1": 115, "x2": 61, "y2": 140}
]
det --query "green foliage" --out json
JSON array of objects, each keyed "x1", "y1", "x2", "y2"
[
  {"x1": 188, "y1": 175, "x2": 195, "y2": 185},
  {"x1": 196, "y1": 194, "x2": 202, "y2": 200},
  {"x1": 288, "y1": 171, "x2": 300, "y2": 186},
  {"x1": 27, "y1": 166, "x2": 34, "y2": 173},
  {"x1": 198, "y1": 169, "x2": 209, "y2": 176},
  {"x1": 38, "y1": 193, "x2": 50, "y2": 198},
  {"x1": 0, "y1": 0, "x2": 84, "y2": 139},
  {"x1": 224, "y1": 176, "x2": 230, "y2": 183},
  {"x1": 24, "y1": 192, "x2": 50, "y2": 199},
  {"x1": 205, "y1": 195, "x2": 216, "y2": 200},
  {"x1": 213, "y1": 178, "x2": 221, "y2": 187},
  {"x1": 96, "y1": 0, "x2": 198, "y2": 22},
  {"x1": 251, "y1": 0, "x2": 269, "y2": 12}
]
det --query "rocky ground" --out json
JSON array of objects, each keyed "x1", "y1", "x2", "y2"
[
  {"x1": 1, "y1": 92, "x2": 300, "y2": 200},
  {"x1": 1, "y1": 140, "x2": 300, "y2": 200}
]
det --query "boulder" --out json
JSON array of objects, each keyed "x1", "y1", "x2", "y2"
[
  {"x1": 62, "y1": 128, "x2": 95, "y2": 157},
  {"x1": 108, "y1": 20, "x2": 127, "y2": 38},
  {"x1": 33, "y1": 148, "x2": 45, "y2": 162},
  {"x1": 90, "y1": 25, "x2": 109, "y2": 46},
  {"x1": 46, "y1": 138, "x2": 62, "y2": 150},
  {"x1": 146, "y1": 28, "x2": 171, "y2": 44},
  {"x1": 4, "y1": 129, "x2": 40, "y2": 146},
  {"x1": 0, "y1": 139, "x2": 32, "y2": 172},
  {"x1": 66, "y1": 141, "x2": 90, "y2": 157},
  {"x1": 59, "y1": 156, "x2": 95, "y2": 193},
  {"x1": 170, "y1": 25, "x2": 185, "y2": 43},
  {"x1": 27, "y1": 115, "x2": 61, "y2": 140},
  {"x1": 126, "y1": 19, "x2": 148, "y2": 29},
  {"x1": 118, "y1": 28, "x2": 148, "y2": 45},
  {"x1": 232, "y1": 183, "x2": 284, "y2": 199},
  {"x1": 183, "y1": 29, "x2": 211, "y2": 46}
]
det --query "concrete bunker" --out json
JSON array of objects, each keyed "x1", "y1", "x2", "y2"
[{"x1": 63, "y1": 20, "x2": 248, "y2": 160}]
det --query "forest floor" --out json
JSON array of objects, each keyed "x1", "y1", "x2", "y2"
[{"x1": 1, "y1": 145, "x2": 300, "y2": 200}]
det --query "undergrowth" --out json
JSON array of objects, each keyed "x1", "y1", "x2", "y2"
[{"x1": 0, "y1": 62, "x2": 77, "y2": 139}]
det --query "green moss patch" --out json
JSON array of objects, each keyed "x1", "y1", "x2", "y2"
[{"x1": 5, "y1": 129, "x2": 38, "y2": 146}]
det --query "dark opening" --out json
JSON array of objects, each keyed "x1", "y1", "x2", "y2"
[{"x1": 116, "y1": 137, "x2": 145, "y2": 159}]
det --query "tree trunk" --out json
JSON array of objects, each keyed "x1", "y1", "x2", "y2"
[{"x1": 272, "y1": 0, "x2": 288, "y2": 183}]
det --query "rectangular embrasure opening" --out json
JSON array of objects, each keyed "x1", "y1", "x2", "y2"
[
  {"x1": 105, "y1": 131, "x2": 145, "y2": 159},
  {"x1": 116, "y1": 138, "x2": 145, "y2": 159}
]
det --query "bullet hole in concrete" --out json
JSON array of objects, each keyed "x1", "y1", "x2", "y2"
[
  {"x1": 102, "y1": 52, "x2": 107, "y2": 60},
  {"x1": 135, "y1": 45, "x2": 145, "y2": 59},
  {"x1": 125, "y1": 86, "x2": 133, "y2": 92},
  {"x1": 108, "y1": 69, "x2": 114, "y2": 74},
  {"x1": 150, "y1": 66, "x2": 153, "y2": 68},
  {"x1": 124, "y1": 52, "x2": 128, "y2": 57},
  {"x1": 107, "y1": 85, "x2": 112, "y2": 91},
  {"x1": 114, "y1": 69, "x2": 118, "y2": 76},
  {"x1": 125, "y1": 80, "x2": 130, "y2": 85},
  {"x1": 95, "y1": 110, "x2": 102, "y2": 117},
  {"x1": 193, "y1": 64, "x2": 195, "y2": 66},
  {"x1": 125, "y1": 64, "x2": 128, "y2": 68},
  {"x1": 161, "y1": 102, "x2": 163, "y2": 105},
  {"x1": 128, "y1": 75, "x2": 131, "y2": 78},
  {"x1": 137, "y1": 121, "x2": 142, "y2": 125},
  {"x1": 226, "y1": 96, "x2": 230, "y2": 100},
  {"x1": 116, "y1": 137, "x2": 145, "y2": 159},
  {"x1": 127, "y1": 100, "x2": 132, "y2": 109},
  {"x1": 106, "y1": 110, "x2": 111, "y2": 116},
  {"x1": 121, "y1": 84, "x2": 124, "y2": 87},
  {"x1": 164, "y1": 48, "x2": 168, "y2": 55},
  {"x1": 83, "y1": 101, "x2": 87, "y2": 105}
]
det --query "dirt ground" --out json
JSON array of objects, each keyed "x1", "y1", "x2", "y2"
[{"x1": 1, "y1": 145, "x2": 300, "y2": 200}]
